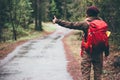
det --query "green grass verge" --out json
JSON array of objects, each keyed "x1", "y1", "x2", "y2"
[{"x1": 42, "y1": 22, "x2": 57, "y2": 32}]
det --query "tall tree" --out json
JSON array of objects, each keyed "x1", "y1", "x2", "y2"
[
  {"x1": 41, "y1": 0, "x2": 50, "y2": 21},
  {"x1": 9, "y1": 0, "x2": 33, "y2": 40},
  {"x1": 0, "y1": 0, "x2": 5, "y2": 41},
  {"x1": 97, "y1": 0, "x2": 120, "y2": 45},
  {"x1": 49, "y1": 0, "x2": 59, "y2": 20},
  {"x1": 34, "y1": 0, "x2": 42, "y2": 31},
  {"x1": 0, "y1": 0, "x2": 12, "y2": 41}
]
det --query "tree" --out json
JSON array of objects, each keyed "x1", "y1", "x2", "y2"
[
  {"x1": 49, "y1": 0, "x2": 59, "y2": 20},
  {"x1": 0, "y1": 0, "x2": 33, "y2": 41},
  {"x1": 41, "y1": 0, "x2": 50, "y2": 21},
  {"x1": 9, "y1": 0, "x2": 33, "y2": 40},
  {"x1": 34, "y1": 0, "x2": 42, "y2": 31},
  {"x1": 97, "y1": 0, "x2": 120, "y2": 45},
  {"x1": 0, "y1": 0, "x2": 11, "y2": 41}
]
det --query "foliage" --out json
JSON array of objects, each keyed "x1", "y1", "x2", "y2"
[
  {"x1": 11, "y1": 0, "x2": 33, "y2": 29},
  {"x1": 0, "y1": 0, "x2": 120, "y2": 46},
  {"x1": 97, "y1": 0, "x2": 120, "y2": 46},
  {"x1": 49, "y1": 0, "x2": 59, "y2": 20},
  {"x1": 0, "y1": 0, "x2": 33, "y2": 41}
]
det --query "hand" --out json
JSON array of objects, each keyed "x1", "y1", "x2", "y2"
[
  {"x1": 104, "y1": 56, "x2": 108, "y2": 61},
  {"x1": 52, "y1": 16, "x2": 57, "y2": 24}
]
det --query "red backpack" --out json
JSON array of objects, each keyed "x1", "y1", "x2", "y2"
[{"x1": 81, "y1": 20, "x2": 109, "y2": 55}]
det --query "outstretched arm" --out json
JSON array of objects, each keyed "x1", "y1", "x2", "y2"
[{"x1": 53, "y1": 16, "x2": 88, "y2": 30}]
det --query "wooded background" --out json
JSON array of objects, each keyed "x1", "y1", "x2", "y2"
[{"x1": 0, "y1": 0, "x2": 120, "y2": 47}]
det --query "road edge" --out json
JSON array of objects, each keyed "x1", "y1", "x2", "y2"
[{"x1": 62, "y1": 31, "x2": 82, "y2": 80}]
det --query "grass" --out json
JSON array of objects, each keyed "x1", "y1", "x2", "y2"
[
  {"x1": 42, "y1": 22, "x2": 57, "y2": 32},
  {"x1": 65, "y1": 30, "x2": 82, "y2": 59},
  {"x1": 18, "y1": 22, "x2": 56, "y2": 41}
]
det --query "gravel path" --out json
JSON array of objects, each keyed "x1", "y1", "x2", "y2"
[{"x1": 0, "y1": 25, "x2": 73, "y2": 80}]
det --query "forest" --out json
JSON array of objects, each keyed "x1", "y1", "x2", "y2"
[
  {"x1": 0, "y1": 0, "x2": 120, "y2": 47},
  {"x1": 0, "y1": 0, "x2": 120, "y2": 80}
]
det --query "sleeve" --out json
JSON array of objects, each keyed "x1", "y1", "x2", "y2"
[{"x1": 55, "y1": 19, "x2": 88, "y2": 30}]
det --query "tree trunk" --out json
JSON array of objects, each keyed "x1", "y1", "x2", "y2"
[
  {"x1": 10, "y1": 0, "x2": 17, "y2": 40},
  {"x1": 63, "y1": 0, "x2": 67, "y2": 20},
  {"x1": 0, "y1": 26, "x2": 3, "y2": 42},
  {"x1": 35, "y1": 0, "x2": 42, "y2": 31}
]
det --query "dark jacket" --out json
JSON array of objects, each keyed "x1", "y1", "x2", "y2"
[
  {"x1": 56, "y1": 17, "x2": 101, "y2": 40},
  {"x1": 55, "y1": 17, "x2": 109, "y2": 57}
]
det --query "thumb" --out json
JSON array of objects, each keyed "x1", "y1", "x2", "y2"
[
  {"x1": 53, "y1": 15, "x2": 57, "y2": 24},
  {"x1": 54, "y1": 15, "x2": 56, "y2": 19}
]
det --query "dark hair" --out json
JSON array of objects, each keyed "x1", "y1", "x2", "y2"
[{"x1": 86, "y1": 6, "x2": 100, "y2": 17}]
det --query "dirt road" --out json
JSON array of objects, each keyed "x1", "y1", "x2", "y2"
[{"x1": 0, "y1": 25, "x2": 73, "y2": 80}]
